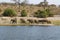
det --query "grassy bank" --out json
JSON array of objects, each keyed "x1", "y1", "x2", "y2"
[{"x1": 52, "y1": 20, "x2": 60, "y2": 25}]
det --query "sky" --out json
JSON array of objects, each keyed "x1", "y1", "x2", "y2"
[{"x1": 0, "y1": 0, "x2": 60, "y2": 5}]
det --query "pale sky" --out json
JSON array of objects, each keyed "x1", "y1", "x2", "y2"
[{"x1": 0, "y1": 0, "x2": 60, "y2": 5}]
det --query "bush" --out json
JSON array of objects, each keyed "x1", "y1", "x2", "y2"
[
  {"x1": 45, "y1": 9, "x2": 54, "y2": 17},
  {"x1": 38, "y1": 10, "x2": 48, "y2": 18},
  {"x1": 2, "y1": 8, "x2": 17, "y2": 17},
  {"x1": 34, "y1": 9, "x2": 54, "y2": 18},
  {"x1": 21, "y1": 10, "x2": 27, "y2": 17},
  {"x1": 34, "y1": 10, "x2": 48, "y2": 18}
]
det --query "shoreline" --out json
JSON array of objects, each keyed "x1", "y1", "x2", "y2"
[
  {"x1": 0, "y1": 17, "x2": 60, "y2": 26},
  {"x1": 0, "y1": 24, "x2": 54, "y2": 26}
]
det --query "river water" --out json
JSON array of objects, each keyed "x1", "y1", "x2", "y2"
[{"x1": 0, "y1": 26, "x2": 60, "y2": 40}]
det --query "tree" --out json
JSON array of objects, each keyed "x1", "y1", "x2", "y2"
[
  {"x1": 2, "y1": 8, "x2": 17, "y2": 17},
  {"x1": 21, "y1": 10, "x2": 27, "y2": 17},
  {"x1": 21, "y1": 0, "x2": 28, "y2": 6},
  {"x1": 34, "y1": 10, "x2": 48, "y2": 18},
  {"x1": 34, "y1": 9, "x2": 54, "y2": 18},
  {"x1": 11, "y1": 0, "x2": 20, "y2": 4},
  {"x1": 45, "y1": 9, "x2": 54, "y2": 17},
  {"x1": 11, "y1": 0, "x2": 21, "y2": 12},
  {"x1": 11, "y1": 0, "x2": 28, "y2": 12},
  {"x1": 39, "y1": 10, "x2": 48, "y2": 18}
]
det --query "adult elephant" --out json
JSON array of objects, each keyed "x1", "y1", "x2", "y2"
[
  {"x1": 38, "y1": 20, "x2": 51, "y2": 24},
  {"x1": 11, "y1": 18, "x2": 17, "y2": 24}
]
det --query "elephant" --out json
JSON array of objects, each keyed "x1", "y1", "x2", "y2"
[
  {"x1": 38, "y1": 20, "x2": 51, "y2": 24},
  {"x1": 20, "y1": 19, "x2": 26, "y2": 23},
  {"x1": 11, "y1": 18, "x2": 17, "y2": 24},
  {"x1": 27, "y1": 19, "x2": 34, "y2": 23}
]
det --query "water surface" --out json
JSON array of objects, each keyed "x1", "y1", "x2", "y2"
[{"x1": 0, "y1": 26, "x2": 60, "y2": 40}]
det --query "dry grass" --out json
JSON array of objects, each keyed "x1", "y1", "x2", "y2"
[
  {"x1": 0, "y1": 4, "x2": 59, "y2": 16},
  {"x1": 52, "y1": 20, "x2": 60, "y2": 25}
]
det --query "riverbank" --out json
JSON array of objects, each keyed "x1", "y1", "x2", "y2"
[
  {"x1": 0, "y1": 24, "x2": 54, "y2": 26},
  {"x1": 0, "y1": 17, "x2": 59, "y2": 26},
  {"x1": 52, "y1": 20, "x2": 60, "y2": 25}
]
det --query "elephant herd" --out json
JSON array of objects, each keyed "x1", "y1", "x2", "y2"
[{"x1": 10, "y1": 18, "x2": 51, "y2": 24}]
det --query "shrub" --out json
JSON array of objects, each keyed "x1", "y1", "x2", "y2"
[
  {"x1": 34, "y1": 9, "x2": 54, "y2": 18},
  {"x1": 2, "y1": 8, "x2": 17, "y2": 17},
  {"x1": 38, "y1": 10, "x2": 48, "y2": 18},
  {"x1": 34, "y1": 10, "x2": 48, "y2": 18},
  {"x1": 45, "y1": 9, "x2": 54, "y2": 17},
  {"x1": 21, "y1": 10, "x2": 27, "y2": 17}
]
